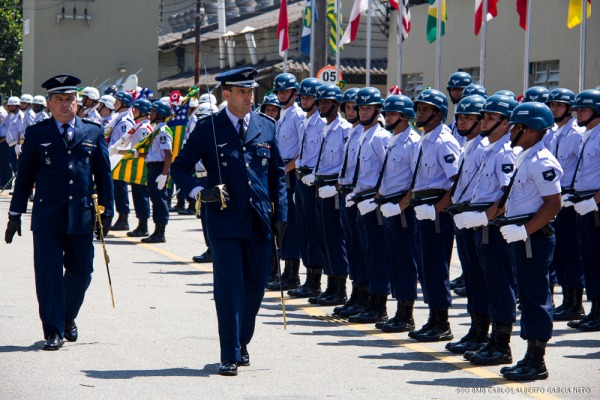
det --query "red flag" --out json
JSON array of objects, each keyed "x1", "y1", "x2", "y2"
[
  {"x1": 516, "y1": 0, "x2": 528, "y2": 30},
  {"x1": 277, "y1": 0, "x2": 289, "y2": 57},
  {"x1": 340, "y1": 0, "x2": 369, "y2": 46},
  {"x1": 475, "y1": 0, "x2": 499, "y2": 35},
  {"x1": 390, "y1": 0, "x2": 399, "y2": 9},
  {"x1": 391, "y1": 0, "x2": 411, "y2": 41}
]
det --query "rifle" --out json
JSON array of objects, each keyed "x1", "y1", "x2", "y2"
[
  {"x1": 568, "y1": 190, "x2": 597, "y2": 203},
  {"x1": 444, "y1": 201, "x2": 493, "y2": 216},
  {"x1": 373, "y1": 191, "x2": 407, "y2": 205},
  {"x1": 351, "y1": 188, "x2": 377, "y2": 203}
]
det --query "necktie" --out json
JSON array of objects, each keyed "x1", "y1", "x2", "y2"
[
  {"x1": 62, "y1": 124, "x2": 70, "y2": 146},
  {"x1": 238, "y1": 119, "x2": 245, "y2": 142}
]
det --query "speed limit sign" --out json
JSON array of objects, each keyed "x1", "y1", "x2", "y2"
[{"x1": 317, "y1": 66, "x2": 343, "y2": 84}]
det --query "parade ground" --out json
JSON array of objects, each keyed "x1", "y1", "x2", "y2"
[{"x1": 0, "y1": 192, "x2": 597, "y2": 400}]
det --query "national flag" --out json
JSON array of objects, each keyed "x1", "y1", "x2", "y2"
[
  {"x1": 399, "y1": 0, "x2": 412, "y2": 41},
  {"x1": 516, "y1": 0, "x2": 528, "y2": 30},
  {"x1": 568, "y1": 0, "x2": 592, "y2": 29},
  {"x1": 112, "y1": 128, "x2": 161, "y2": 185},
  {"x1": 277, "y1": 0, "x2": 289, "y2": 57},
  {"x1": 340, "y1": 0, "x2": 368, "y2": 46},
  {"x1": 300, "y1": 0, "x2": 317, "y2": 57},
  {"x1": 327, "y1": 0, "x2": 344, "y2": 54},
  {"x1": 426, "y1": 0, "x2": 447, "y2": 44},
  {"x1": 475, "y1": 0, "x2": 499, "y2": 35},
  {"x1": 167, "y1": 99, "x2": 190, "y2": 160}
]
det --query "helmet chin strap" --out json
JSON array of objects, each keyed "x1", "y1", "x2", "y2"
[
  {"x1": 480, "y1": 119, "x2": 502, "y2": 137},
  {"x1": 345, "y1": 115, "x2": 358, "y2": 124},
  {"x1": 577, "y1": 111, "x2": 600, "y2": 127},
  {"x1": 278, "y1": 91, "x2": 295, "y2": 107},
  {"x1": 415, "y1": 111, "x2": 437, "y2": 128},
  {"x1": 301, "y1": 101, "x2": 316, "y2": 113},
  {"x1": 511, "y1": 127, "x2": 525, "y2": 148},
  {"x1": 554, "y1": 108, "x2": 571, "y2": 123},
  {"x1": 385, "y1": 116, "x2": 403, "y2": 132},
  {"x1": 319, "y1": 103, "x2": 336, "y2": 119},
  {"x1": 360, "y1": 108, "x2": 380, "y2": 126},
  {"x1": 457, "y1": 120, "x2": 479, "y2": 137}
]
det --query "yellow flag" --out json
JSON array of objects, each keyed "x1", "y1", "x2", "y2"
[{"x1": 568, "y1": 0, "x2": 592, "y2": 29}]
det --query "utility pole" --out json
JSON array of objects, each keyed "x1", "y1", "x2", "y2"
[
  {"x1": 313, "y1": 0, "x2": 327, "y2": 77},
  {"x1": 194, "y1": 0, "x2": 201, "y2": 85}
]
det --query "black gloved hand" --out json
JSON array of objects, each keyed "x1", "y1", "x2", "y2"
[
  {"x1": 5, "y1": 214, "x2": 22, "y2": 244},
  {"x1": 200, "y1": 185, "x2": 230, "y2": 203},
  {"x1": 273, "y1": 219, "x2": 287, "y2": 250},
  {"x1": 100, "y1": 215, "x2": 113, "y2": 237}
]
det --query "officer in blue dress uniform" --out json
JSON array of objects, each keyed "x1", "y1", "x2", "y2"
[
  {"x1": 498, "y1": 102, "x2": 563, "y2": 381},
  {"x1": 4, "y1": 74, "x2": 114, "y2": 351},
  {"x1": 170, "y1": 67, "x2": 287, "y2": 376}
]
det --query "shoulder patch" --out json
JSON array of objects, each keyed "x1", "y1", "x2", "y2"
[
  {"x1": 501, "y1": 164, "x2": 514, "y2": 173},
  {"x1": 159, "y1": 136, "x2": 167, "y2": 144},
  {"x1": 542, "y1": 168, "x2": 556, "y2": 181},
  {"x1": 444, "y1": 154, "x2": 456, "y2": 164}
]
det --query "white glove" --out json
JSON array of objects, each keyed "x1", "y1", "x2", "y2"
[
  {"x1": 453, "y1": 213, "x2": 466, "y2": 230},
  {"x1": 380, "y1": 202, "x2": 401, "y2": 218},
  {"x1": 108, "y1": 146, "x2": 118, "y2": 156},
  {"x1": 318, "y1": 185, "x2": 337, "y2": 199},
  {"x1": 132, "y1": 148, "x2": 139, "y2": 158},
  {"x1": 461, "y1": 211, "x2": 488, "y2": 229},
  {"x1": 414, "y1": 204, "x2": 436, "y2": 221},
  {"x1": 357, "y1": 199, "x2": 377, "y2": 215},
  {"x1": 561, "y1": 194, "x2": 574, "y2": 208},
  {"x1": 15, "y1": 144, "x2": 21, "y2": 154},
  {"x1": 301, "y1": 173, "x2": 315, "y2": 186},
  {"x1": 345, "y1": 193, "x2": 355, "y2": 207},
  {"x1": 155, "y1": 174, "x2": 168, "y2": 190},
  {"x1": 574, "y1": 198, "x2": 599, "y2": 216},
  {"x1": 500, "y1": 224, "x2": 528, "y2": 243}
]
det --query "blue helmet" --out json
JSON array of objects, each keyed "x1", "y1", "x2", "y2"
[
  {"x1": 455, "y1": 95, "x2": 486, "y2": 115},
  {"x1": 509, "y1": 102, "x2": 554, "y2": 130},
  {"x1": 461, "y1": 84, "x2": 487, "y2": 99},
  {"x1": 481, "y1": 94, "x2": 518, "y2": 119},
  {"x1": 316, "y1": 83, "x2": 343, "y2": 103},
  {"x1": 341, "y1": 88, "x2": 360, "y2": 107},
  {"x1": 132, "y1": 98, "x2": 152, "y2": 114},
  {"x1": 151, "y1": 100, "x2": 173, "y2": 118},
  {"x1": 447, "y1": 72, "x2": 473, "y2": 89},
  {"x1": 272, "y1": 73, "x2": 300, "y2": 91},
  {"x1": 298, "y1": 77, "x2": 323, "y2": 97},
  {"x1": 493, "y1": 90, "x2": 517, "y2": 100},
  {"x1": 260, "y1": 93, "x2": 281, "y2": 111},
  {"x1": 545, "y1": 88, "x2": 575, "y2": 106},
  {"x1": 354, "y1": 87, "x2": 384, "y2": 109},
  {"x1": 381, "y1": 95, "x2": 416, "y2": 119},
  {"x1": 114, "y1": 91, "x2": 133, "y2": 107},
  {"x1": 414, "y1": 89, "x2": 449, "y2": 119},
  {"x1": 572, "y1": 89, "x2": 600, "y2": 114},
  {"x1": 522, "y1": 86, "x2": 550, "y2": 103}
]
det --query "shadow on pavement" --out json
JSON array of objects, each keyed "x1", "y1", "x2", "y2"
[
  {"x1": 81, "y1": 364, "x2": 219, "y2": 379},
  {"x1": 407, "y1": 377, "x2": 506, "y2": 388},
  {"x1": 0, "y1": 342, "x2": 44, "y2": 353}
]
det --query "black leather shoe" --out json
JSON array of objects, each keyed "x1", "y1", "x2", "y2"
[
  {"x1": 218, "y1": 360, "x2": 238, "y2": 376},
  {"x1": 127, "y1": 228, "x2": 149, "y2": 237},
  {"x1": 43, "y1": 334, "x2": 64, "y2": 351},
  {"x1": 169, "y1": 205, "x2": 186, "y2": 213},
  {"x1": 64, "y1": 320, "x2": 78, "y2": 342},
  {"x1": 177, "y1": 208, "x2": 195, "y2": 215},
  {"x1": 192, "y1": 250, "x2": 212, "y2": 263},
  {"x1": 238, "y1": 345, "x2": 250, "y2": 366},
  {"x1": 453, "y1": 286, "x2": 468, "y2": 297}
]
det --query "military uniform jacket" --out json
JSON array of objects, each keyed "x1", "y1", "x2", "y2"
[
  {"x1": 9, "y1": 117, "x2": 115, "y2": 234},
  {"x1": 171, "y1": 108, "x2": 288, "y2": 240}
]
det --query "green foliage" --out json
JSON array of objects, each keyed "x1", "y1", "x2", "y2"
[{"x1": 0, "y1": 0, "x2": 23, "y2": 98}]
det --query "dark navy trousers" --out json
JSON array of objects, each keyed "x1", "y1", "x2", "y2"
[
  {"x1": 552, "y1": 207, "x2": 585, "y2": 290},
  {"x1": 146, "y1": 162, "x2": 169, "y2": 225},
  {"x1": 316, "y1": 194, "x2": 349, "y2": 276},
  {"x1": 340, "y1": 202, "x2": 368, "y2": 285},
  {"x1": 131, "y1": 183, "x2": 150, "y2": 220},
  {"x1": 357, "y1": 209, "x2": 389, "y2": 295},
  {"x1": 577, "y1": 211, "x2": 600, "y2": 299},
  {"x1": 0, "y1": 141, "x2": 13, "y2": 187},
  {"x1": 455, "y1": 226, "x2": 488, "y2": 315},
  {"x1": 280, "y1": 172, "x2": 301, "y2": 260},
  {"x1": 294, "y1": 181, "x2": 325, "y2": 268},
  {"x1": 383, "y1": 208, "x2": 418, "y2": 301},
  {"x1": 113, "y1": 180, "x2": 130, "y2": 214}
]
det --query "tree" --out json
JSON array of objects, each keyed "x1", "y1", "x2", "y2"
[{"x1": 0, "y1": 0, "x2": 23, "y2": 99}]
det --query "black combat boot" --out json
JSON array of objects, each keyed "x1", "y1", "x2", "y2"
[
  {"x1": 111, "y1": 213, "x2": 129, "y2": 231},
  {"x1": 381, "y1": 300, "x2": 416, "y2": 333},
  {"x1": 309, "y1": 276, "x2": 336, "y2": 304},
  {"x1": 502, "y1": 339, "x2": 549, "y2": 381},
  {"x1": 334, "y1": 283, "x2": 359, "y2": 316},
  {"x1": 469, "y1": 323, "x2": 512, "y2": 365},
  {"x1": 288, "y1": 267, "x2": 321, "y2": 298},
  {"x1": 409, "y1": 310, "x2": 435, "y2": 339},
  {"x1": 267, "y1": 260, "x2": 300, "y2": 291},
  {"x1": 568, "y1": 295, "x2": 597, "y2": 329},
  {"x1": 414, "y1": 308, "x2": 453, "y2": 342},
  {"x1": 446, "y1": 313, "x2": 489, "y2": 354},
  {"x1": 554, "y1": 288, "x2": 586, "y2": 321},
  {"x1": 578, "y1": 297, "x2": 600, "y2": 332},
  {"x1": 348, "y1": 293, "x2": 388, "y2": 324},
  {"x1": 141, "y1": 224, "x2": 166, "y2": 243},
  {"x1": 553, "y1": 287, "x2": 571, "y2": 315},
  {"x1": 449, "y1": 274, "x2": 465, "y2": 290},
  {"x1": 127, "y1": 218, "x2": 149, "y2": 237},
  {"x1": 318, "y1": 276, "x2": 348, "y2": 306},
  {"x1": 339, "y1": 285, "x2": 369, "y2": 318}
]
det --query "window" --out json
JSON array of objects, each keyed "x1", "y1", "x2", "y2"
[
  {"x1": 402, "y1": 73, "x2": 424, "y2": 100},
  {"x1": 458, "y1": 67, "x2": 481, "y2": 85},
  {"x1": 531, "y1": 60, "x2": 560, "y2": 89}
]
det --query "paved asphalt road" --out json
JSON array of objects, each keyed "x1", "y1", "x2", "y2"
[{"x1": 0, "y1": 192, "x2": 597, "y2": 400}]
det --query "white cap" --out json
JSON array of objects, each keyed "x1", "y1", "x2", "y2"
[
  {"x1": 189, "y1": 98, "x2": 199, "y2": 108},
  {"x1": 199, "y1": 93, "x2": 218, "y2": 105},
  {"x1": 197, "y1": 102, "x2": 218, "y2": 116},
  {"x1": 32, "y1": 95, "x2": 47, "y2": 107},
  {"x1": 8, "y1": 96, "x2": 21, "y2": 106},
  {"x1": 99, "y1": 95, "x2": 116, "y2": 110},
  {"x1": 20, "y1": 94, "x2": 33, "y2": 104},
  {"x1": 160, "y1": 96, "x2": 170, "y2": 104},
  {"x1": 81, "y1": 87, "x2": 100, "y2": 100}
]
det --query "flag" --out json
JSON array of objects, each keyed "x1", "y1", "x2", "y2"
[
  {"x1": 277, "y1": 0, "x2": 289, "y2": 57},
  {"x1": 167, "y1": 99, "x2": 190, "y2": 161},
  {"x1": 390, "y1": 0, "x2": 399, "y2": 9},
  {"x1": 340, "y1": 0, "x2": 368, "y2": 46},
  {"x1": 426, "y1": 0, "x2": 447, "y2": 44},
  {"x1": 475, "y1": 0, "x2": 499, "y2": 35},
  {"x1": 300, "y1": 0, "x2": 317, "y2": 57},
  {"x1": 112, "y1": 128, "x2": 162, "y2": 185},
  {"x1": 568, "y1": 0, "x2": 592, "y2": 29},
  {"x1": 516, "y1": 0, "x2": 528, "y2": 30},
  {"x1": 327, "y1": 0, "x2": 344, "y2": 54},
  {"x1": 400, "y1": 0, "x2": 412, "y2": 41}
]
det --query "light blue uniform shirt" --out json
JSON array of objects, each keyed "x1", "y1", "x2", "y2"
[
  {"x1": 314, "y1": 114, "x2": 351, "y2": 176},
  {"x1": 0, "y1": 112, "x2": 14, "y2": 139},
  {"x1": 275, "y1": 103, "x2": 305, "y2": 161},
  {"x1": 338, "y1": 124, "x2": 364, "y2": 185},
  {"x1": 53, "y1": 118, "x2": 75, "y2": 141},
  {"x1": 449, "y1": 120, "x2": 466, "y2": 148},
  {"x1": 573, "y1": 124, "x2": 600, "y2": 192},
  {"x1": 108, "y1": 109, "x2": 135, "y2": 147},
  {"x1": 296, "y1": 112, "x2": 326, "y2": 168},
  {"x1": 354, "y1": 124, "x2": 391, "y2": 192},
  {"x1": 452, "y1": 134, "x2": 488, "y2": 203},
  {"x1": 413, "y1": 123, "x2": 461, "y2": 191},
  {"x1": 145, "y1": 122, "x2": 173, "y2": 163},
  {"x1": 379, "y1": 126, "x2": 420, "y2": 196},
  {"x1": 7, "y1": 111, "x2": 23, "y2": 145},
  {"x1": 471, "y1": 134, "x2": 518, "y2": 203},
  {"x1": 544, "y1": 118, "x2": 585, "y2": 188},
  {"x1": 22, "y1": 108, "x2": 36, "y2": 135},
  {"x1": 33, "y1": 110, "x2": 50, "y2": 125},
  {"x1": 505, "y1": 140, "x2": 563, "y2": 217}
]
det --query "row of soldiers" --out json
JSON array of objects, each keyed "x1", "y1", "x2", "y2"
[{"x1": 260, "y1": 71, "x2": 599, "y2": 382}]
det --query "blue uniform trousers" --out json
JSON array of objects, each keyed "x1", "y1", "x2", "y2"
[
  {"x1": 552, "y1": 207, "x2": 585, "y2": 290},
  {"x1": 357, "y1": 210, "x2": 389, "y2": 295},
  {"x1": 474, "y1": 226, "x2": 517, "y2": 324},
  {"x1": 509, "y1": 231, "x2": 555, "y2": 340},
  {"x1": 577, "y1": 211, "x2": 600, "y2": 298},
  {"x1": 8, "y1": 146, "x2": 18, "y2": 178},
  {"x1": 33, "y1": 231, "x2": 94, "y2": 338},
  {"x1": 0, "y1": 141, "x2": 13, "y2": 187},
  {"x1": 415, "y1": 213, "x2": 454, "y2": 308},
  {"x1": 131, "y1": 183, "x2": 150, "y2": 220},
  {"x1": 198, "y1": 176, "x2": 210, "y2": 247},
  {"x1": 280, "y1": 172, "x2": 300, "y2": 260},
  {"x1": 210, "y1": 236, "x2": 272, "y2": 362},
  {"x1": 294, "y1": 181, "x2": 325, "y2": 268},
  {"x1": 146, "y1": 162, "x2": 169, "y2": 225},
  {"x1": 382, "y1": 208, "x2": 418, "y2": 301},
  {"x1": 315, "y1": 194, "x2": 349, "y2": 276},
  {"x1": 340, "y1": 202, "x2": 368, "y2": 285},
  {"x1": 113, "y1": 180, "x2": 130, "y2": 214},
  {"x1": 455, "y1": 226, "x2": 487, "y2": 315}
]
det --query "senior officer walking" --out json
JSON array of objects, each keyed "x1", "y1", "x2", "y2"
[
  {"x1": 4, "y1": 74, "x2": 114, "y2": 351},
  {"x1": 170, "y1": 67, "x2": 287, "y2": 377}
]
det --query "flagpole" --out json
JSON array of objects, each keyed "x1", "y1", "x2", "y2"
[
  {"x1": 435, "y1": 0, "x2": 442, "y2": 89},
  {"x1": 309, "y1": 0, "x2": 315, "y2": 76},
  {"x1": 397, "y1": 2, "x2": 403, "y2": 86},
  {"x1": 336, "y1": 0, "x2": 341, "y2": 75},
  {"x1": 365, "y1": 0, "x2": 372, "y2": 86},
  {"x1": 523, "y1": 0, "x2": 531, "y2": 92},
  {"x1": 480, "y1": 0, "x2": 487, "y2": 87},
  {"x1": 579, "y1": 0, "x2": 588, "y2": 92}
]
